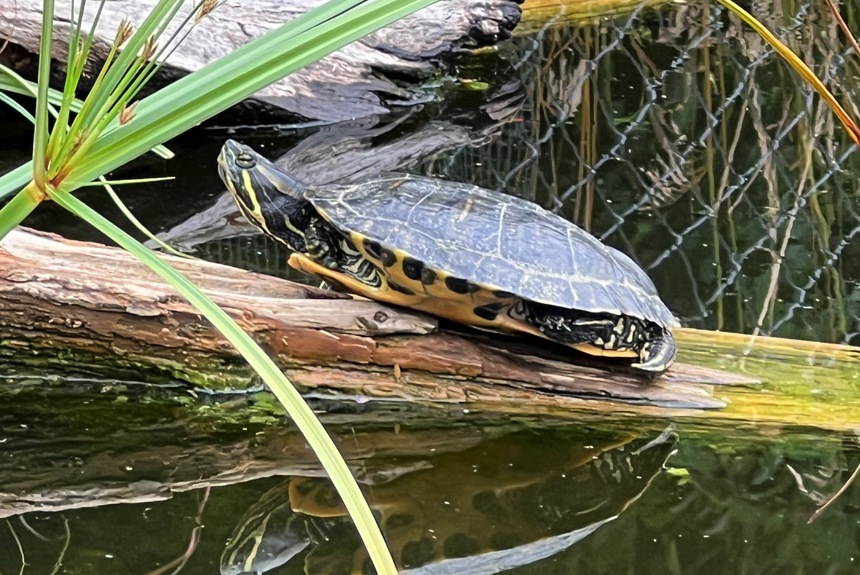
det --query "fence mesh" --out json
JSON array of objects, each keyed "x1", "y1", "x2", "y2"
[
  {"x1": 413, "y1": 1, "x2": 860, "y2": 346},
  {"x1": 192, "y1": 1, "x2": 860, "y2": 347}
]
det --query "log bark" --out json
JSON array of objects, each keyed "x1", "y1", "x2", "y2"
[
  {"x1": 0, "y1": 0, "x2": 523, "y2": 123},
  {"x1": 0, "y1": 228, "x2": 746, "y2": 410}
]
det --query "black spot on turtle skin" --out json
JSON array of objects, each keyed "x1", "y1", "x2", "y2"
[
  {"x1": 473, "y1": 303, "x2": 505, "y2": 321},
  {"x1": 445, "y1": 276, "x2": 479, "y2": 294},
  {"x1": 388, "y1": 281, "x2": 416, "y2": 296},
  {"x1": 363, "y1": 239, "x2": 382, "y2": 259},
  {"x1": 379, "y1": 247, "x2": 397, "y2": 268},
  {"x1": 421, "y1": 267, "x2": 437, "y2": 285},
  {"x1": 401, "y1": 256, "x2": 424, "y2": 281}
]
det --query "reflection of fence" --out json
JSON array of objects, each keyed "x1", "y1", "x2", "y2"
[{"x1": 421, "y1": 2, "x2": 860, "y2": 346}]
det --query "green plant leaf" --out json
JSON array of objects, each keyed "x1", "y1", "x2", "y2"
[
  {"x1": 66, "y1": 0, "x2": 438, "y2": 188},
  {"x1": 32, "y1": 0, "x2": 56, "y2": 186},
  {"x1": 715, "y1": 0, "x2": 860, "y2": 145},
  {"x1": 0, "y1": 164, "x2": 35, "y2": 203}
]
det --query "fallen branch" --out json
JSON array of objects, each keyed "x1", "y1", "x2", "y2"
[{"x1": 0, "y1": 228, "x2": 746, "y2": 409}]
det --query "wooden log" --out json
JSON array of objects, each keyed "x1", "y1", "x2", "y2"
[
  {"x1": 0, "y1": 0, "x2": 524, "y2": 123},
  {"x1": 0, "y1": 227, "x2": 743, "y2": 410}
]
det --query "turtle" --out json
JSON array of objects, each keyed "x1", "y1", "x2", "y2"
[{"x1": 216, "y1": 139, "x2": 678, "y2": 377}]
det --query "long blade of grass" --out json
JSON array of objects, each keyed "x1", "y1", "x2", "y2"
[
  {"x1": 0, "y1": 164, "x2": 34, "y2": 203},
  {"x1": 98, "y1": 179, "x2": 193, "y2": 259},
  {"x1": 32, "y1": 0, "x2": 56, "y2": 187},
  {"x1": 56, "y1": 0, "x2": 188, "y2": 170},
  {"x1": 0, "y1": 92, "x2": 36, "y2": 123},
  {"x1": 46, "y1": 188, "x2": 397, "y2": 574},
  {"x1": 0, "y1": 66, "x2": 68, "y2": 110},
  {"x1": 822, "y1": 0, "x2": 860, "y2": 57},
  {"x1": 716, "y1": 0, "x2": 860, "y2": 145},
  {"x1": 0, "y1": 184, "x2": 42, "y2": 239},
  {"x1": 47, "y1": 0, "x2": 93, "y2": 162}
]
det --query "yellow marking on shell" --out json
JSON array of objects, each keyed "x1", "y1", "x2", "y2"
[{"x1": 456, "y1": 198, "x2": 474, "y2": 222}]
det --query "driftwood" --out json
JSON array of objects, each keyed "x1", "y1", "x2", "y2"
[
  {"x1": 0, "y1": 227, "x2": 747, "y2": 410},
  {"x1": 0, "y1": 0, "x2": 523, "y2": 123}
]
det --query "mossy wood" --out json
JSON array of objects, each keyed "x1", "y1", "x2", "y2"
[
  {"x1": 0, "y1": 228, "x2": 754, "y2": 410},
  {"x1": 517, "y1": 0, "x2": 669, "y2": 33},
  {"x1": 0, "y1": 392, "x2": 671, "y2": 521},
  {"x1": 0, "y1": 0, "x2": 523, "y2": 123}
]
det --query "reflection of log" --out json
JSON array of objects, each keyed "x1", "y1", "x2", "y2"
[
  {"x1": 0, "y1": 393, "x2": 511, "y2": 518},
  {"x1": 0, "y1": 0, "x2": 523, "y2": 123},
  {"x1": 0, "y1": 384, "x2": 669, "y2": 531},
  {"x1": 0, "y1": 228, "x2": 741, "y2": 409}
]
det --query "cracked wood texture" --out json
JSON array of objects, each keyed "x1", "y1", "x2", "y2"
[
  {"x1": 0, "y1": 0, "x2": 523, "y2": 122},
  {"x1": 0, "y1": 228, "x2": 749, "y2": 410}
]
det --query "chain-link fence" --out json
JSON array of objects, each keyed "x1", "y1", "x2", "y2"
[
  {"x1": 192, "y1": 1, "x2": 860, "y2": 347},
  {"x1": 411, "y1": 0, "x2": 860, "y2": 346}
]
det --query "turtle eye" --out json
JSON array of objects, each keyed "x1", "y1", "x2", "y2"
[{"x1": 235, "y1": 152, "x2": 256, "y2": 170}]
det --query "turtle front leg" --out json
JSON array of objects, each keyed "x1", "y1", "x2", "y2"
[
  {"x1": 305, "y1": 217, "x2": 339, "y2": 270},
  {"x1": 630, "y1": 329, "x2": 676, "y2": 378}
]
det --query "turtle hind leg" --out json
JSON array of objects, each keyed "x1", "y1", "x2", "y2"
[
  {"x1": 524, "y1": 304, "x2": 635, "y2": 357},
  {"x1": 524, "y1": 303, "x2": 676, "y2": 375},
  {"x1": 630, "y1": 329, "x2": 677, "y2": 378}
]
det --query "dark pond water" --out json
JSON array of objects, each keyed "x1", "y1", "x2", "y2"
[
  {"x1": 0, "y1": 390, "x2": 858, "y2": 575},
  {"x1": 2, "y1": 1, "x2": 860, "y2": 574}
]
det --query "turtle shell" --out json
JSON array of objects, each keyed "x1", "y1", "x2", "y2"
[{"x1": 305, "y1": 175, "x2": 676, "y2": 328}]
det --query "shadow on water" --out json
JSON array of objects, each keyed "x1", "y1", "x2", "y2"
[{"x1": 2, "y1": 0, "x2": 860, "y2": 573}]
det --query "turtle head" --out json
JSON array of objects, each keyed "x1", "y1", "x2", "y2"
[{"x1": 217, "y1": 139, "x2": 311, "y2": 252}]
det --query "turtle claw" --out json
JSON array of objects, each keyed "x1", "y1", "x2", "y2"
[{"x1": 630, "y1": 329, "x2": 676, "y2": 378}]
